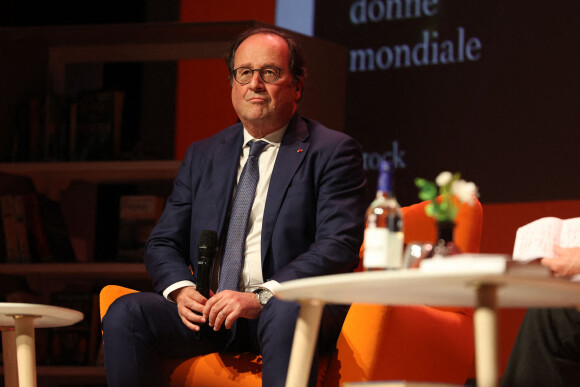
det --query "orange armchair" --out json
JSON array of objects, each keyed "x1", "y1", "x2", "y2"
[{"x1": 100, "y1": 198, "x2": 482, "y2": 386}]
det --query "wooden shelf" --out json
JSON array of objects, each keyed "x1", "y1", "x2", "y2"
[
  {"x1": 0, "y1": 160, "x2": 181, "y2": 178},
  {"x1": 0, "y1": 160, "x2": 180, "y2": 199},
  {"x1": 0, "y1": 262, "x2": 148, "y2": 280},
  {"x1": 0, "y1": 365, "x2": 106, "y2": 384}
]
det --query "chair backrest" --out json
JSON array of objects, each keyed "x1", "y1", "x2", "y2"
[
  {"x1": 329, "y1": 197, "x2": 483, "y2": 385},
  {"x1": 357, "y1": 196, "x2": 483, "y2": 270}
]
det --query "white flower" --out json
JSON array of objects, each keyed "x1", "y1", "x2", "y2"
[
  {"x1": 435, "y1": 171, "x2": 453, "y2": 187},
  {"x1": 452, "y1": 180, "x2": 479, "y2": 204}
]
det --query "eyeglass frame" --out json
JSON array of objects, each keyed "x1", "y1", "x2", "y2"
[{"x1": 232, "y1": 66, "x2": 284, "y2": 85}]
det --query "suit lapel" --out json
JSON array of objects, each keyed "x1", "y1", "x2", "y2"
[
  {"x1": 261, "y1": 115, "x2": 310, "y2": 262},
  {"x1": 212, "y1": 126, "x2": 244, "y2": 238}
]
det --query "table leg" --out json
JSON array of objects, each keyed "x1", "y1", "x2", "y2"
[
  {"x1": 474, "y1": 284, "x2": 498, "y2": 387},
  {"x1": 1, "y1": 329, "x2": 19, "y2": 387},
  {"x1": 285, "y1": 300, "x2": 325, "y2": 387},
  {"x1": 14, "y1": 315, "x2": 38, "y2": 387}
]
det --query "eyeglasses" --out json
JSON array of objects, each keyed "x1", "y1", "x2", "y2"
[{"x1": 232, "y1": 66, "x2": 283, "y2": 84}]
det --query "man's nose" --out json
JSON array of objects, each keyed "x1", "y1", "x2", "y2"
[{"x1": 248, "y1": 71, "x2": 265, "y2": 89}]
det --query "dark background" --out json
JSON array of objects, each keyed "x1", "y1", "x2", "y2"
[
  {"x1": 2, "y1": 0, "x2": 578, "y2": 205},
  {"x1": 315, "y1": 0, "x2": 580, "y2": 205}
]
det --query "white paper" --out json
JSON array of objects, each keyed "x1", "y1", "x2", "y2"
[{"x1": 512, "y1": 217, "x2": 580, "y2": 261}]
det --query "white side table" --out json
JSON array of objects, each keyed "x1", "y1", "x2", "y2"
[
  {"x1": 276, "y1": 269, "x2": 580, "y2": 387},
  {"x1": 0, "y1": 303, "x2": 84, "y2": 387}
]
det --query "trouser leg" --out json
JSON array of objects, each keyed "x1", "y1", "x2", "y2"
[
  {"x1": 102, "y1": 292, "x2": 229, "y2": 387},
  {"x1": 501, "y1": 307, "x2": 580, "y2": 387}
]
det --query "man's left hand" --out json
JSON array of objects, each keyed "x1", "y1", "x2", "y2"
[{"x1": 203, "y1": 290, "x2": 263, "y2": 331}]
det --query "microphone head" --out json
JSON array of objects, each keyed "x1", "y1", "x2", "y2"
[{"x1": 198, "y1": 230, "x2": 217, "y2": 256}]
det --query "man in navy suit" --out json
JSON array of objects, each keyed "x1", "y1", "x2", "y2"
[{"x1": 102, "y1": 27, "x2": 367, "y2": 387}]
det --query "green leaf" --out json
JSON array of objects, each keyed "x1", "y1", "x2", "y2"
[
  {"x1": 425, "y1": 203, "x2": 434, "y2": 217},
  {"x1": 414, "y1": 178, "x2": 427, "y2": 188}
]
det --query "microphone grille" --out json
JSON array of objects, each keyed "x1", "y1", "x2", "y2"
[{"x1": 199, "y1": 230, "x2": 218, "y2": 250}]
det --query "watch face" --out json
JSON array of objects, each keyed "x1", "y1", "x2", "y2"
[{"x1": 259, "y1": 290, "x2": 273, "y2": 305}]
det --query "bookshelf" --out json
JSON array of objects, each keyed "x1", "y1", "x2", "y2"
[
  {"x1": 0, "y1": 20, "x2": 347, "y2": 162},
  {"x1": 0, "y1": 20, "x2": 347, "y2": 385}
]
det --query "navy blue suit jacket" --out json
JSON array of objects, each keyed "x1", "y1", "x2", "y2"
[{"x1": 144, "y1": 114, "x2": 367, "y2": 293}]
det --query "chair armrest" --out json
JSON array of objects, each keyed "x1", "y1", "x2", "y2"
[{"x1": 100, "y1": 285, "x2": 140, "y2": 321}]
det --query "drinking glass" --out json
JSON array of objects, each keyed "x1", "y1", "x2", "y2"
[{"x1": 403, "y1": 242, "x2": 433, "y2": 269}]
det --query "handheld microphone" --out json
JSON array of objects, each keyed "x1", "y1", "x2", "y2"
[{"x1": 196, "y1": 230, "x2": 217, "y2": 299}]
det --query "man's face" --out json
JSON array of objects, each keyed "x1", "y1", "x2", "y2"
[{"x1": 231, "y1": 33, "x2": 303, "y2": 137}]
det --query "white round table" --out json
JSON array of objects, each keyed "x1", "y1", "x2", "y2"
[
  {"x1": 276, "y1": 268, "x2": 580, "y2": 387},
  {"x1": 0, "y1": 302, "x2": 84, "y2": 387}
]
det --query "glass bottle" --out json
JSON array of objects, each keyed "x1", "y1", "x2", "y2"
[{"x1": 363, "y1": 160, "x2": 404, "y2": 270}]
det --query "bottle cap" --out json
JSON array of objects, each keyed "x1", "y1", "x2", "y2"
[{"x1": 377, "y1": 160, "x2": 393, "y2": 193}]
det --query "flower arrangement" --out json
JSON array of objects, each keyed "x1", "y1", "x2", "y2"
[{"x1": 415, "y1": 171, "x2": 479, "y2": 222}]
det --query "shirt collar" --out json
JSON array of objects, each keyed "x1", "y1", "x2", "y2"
[{"x1": 243, "y1": 124, "x2": 287, "y2": 149}]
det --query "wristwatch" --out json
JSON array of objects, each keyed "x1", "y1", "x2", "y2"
[{"x1": 254, "y1": 288, "x2": 274, "y2": 306}]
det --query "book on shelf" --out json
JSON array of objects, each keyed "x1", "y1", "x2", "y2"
[
  {"x1": 59, "y1": 180, "x2": 100, "y2": 262},
  {"x1": 36, "y1": 195, "x2": 76, "y2": 262},
  {"x1": 12, "y1": 195, "x2": 32, "y2": 262},
  {"x1": 20, "y1": 192, "x2": 53, "y2": 262},
  {"x1": 0, "y1": 195, "x2": 20, "y2": 262},
  {"x1": 1, "y1": 193, "x2": 60, "y2": 263},
  {"x1": 60, "y1": 181, "x2": 140, "y2": 262},
  {"x1": 117, "y1": 195, "x2": 164, "y2": 262},
  {"x1": 43, "y1": 93, "x2": 71, "y2": 162},
  {"x1": 48, "y1": 291, "x2": 97, "y2": 366},
  {"x1": 0, "y1": 191, "x2": 75, "y2": 264},
  {"x1": 512, "y1": 217, "x2": 580, "y2": 261},
  {"x1": 0, "y1": 194, "x2": 37, "y2": 263},
  {"x1": 0, "y1": 173, "x2": 39, "y2": 262},
  {"x1": 27, "y1": 97, "x2": 43, "y2": 161},
  {"x1": 71, "y1": 89, "x2": 125, "y2": 161}
]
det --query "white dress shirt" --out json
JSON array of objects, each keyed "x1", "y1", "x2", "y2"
[{"x1": 163, "y1": 126, "x2": 286, "y2": 300}]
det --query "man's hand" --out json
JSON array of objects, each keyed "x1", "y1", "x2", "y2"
[
  {"x1": 541, "y1": 246, "x2": 580, "y2": 278},
  {"x1": 170, "y1": 286, "x2": 209, "y2": 331},
  {"x1": 202, "y1": 290, "x2": 263, "y2": 331}
]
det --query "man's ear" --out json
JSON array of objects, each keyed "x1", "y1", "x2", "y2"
[{"x1": 295, "y1": 77, "x2": 305, "y2": 101}]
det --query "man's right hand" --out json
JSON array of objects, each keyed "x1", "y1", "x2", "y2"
[
  {"x1": 541, "y1": 246, "x2": 580, "y2": 279},
  {"x1": 170, "y1": 286, "x2": 209, "y2": 331}
]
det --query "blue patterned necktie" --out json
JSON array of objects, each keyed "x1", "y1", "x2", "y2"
[{"x1": 218, "y1": 140, "x2": 268, "y2": 292}]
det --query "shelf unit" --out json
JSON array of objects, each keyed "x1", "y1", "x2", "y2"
[
  {"x1": 0, "y1": 20, "x2": 347, "y2": 385},
  {"x1": 0, "y1": 20, "x2": 347, "y2": 161}
]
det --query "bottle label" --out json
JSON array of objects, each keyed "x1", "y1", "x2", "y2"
[{"x1": 363, "y1": 228, "x2": 403, "y2": 269}]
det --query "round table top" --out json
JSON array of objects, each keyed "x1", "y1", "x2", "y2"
[
  {"x1": 0, "y1": 302, "x2": 84, "y2": 328},
  {"x1": 276, "y1": 268, "x2": 580, "y2": 308}
]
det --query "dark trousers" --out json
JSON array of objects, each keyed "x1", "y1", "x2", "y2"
[
  {"x1": 102, "y1": 291, "x2": 347, "y2": 387},
  {"x1": 501, "y1": 308, "x2": 580, "y2": 387}
]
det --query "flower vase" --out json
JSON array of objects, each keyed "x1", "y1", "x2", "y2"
[{"x1": 432, "y1": 221, "x2": 461, "y2": 258}]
